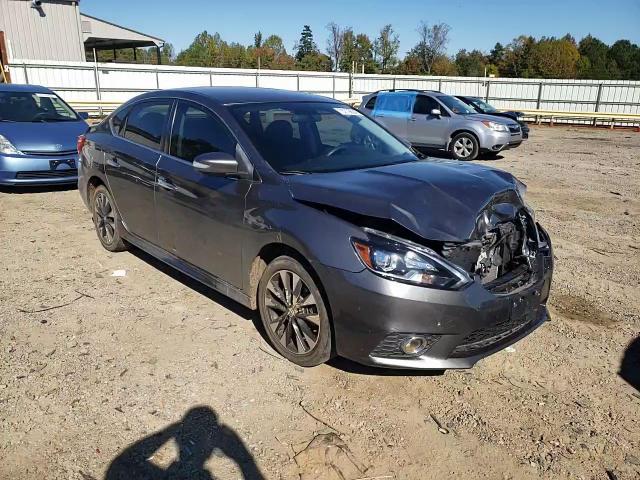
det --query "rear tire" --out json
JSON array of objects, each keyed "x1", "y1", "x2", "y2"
[
  {"x1": 258, "y1": 256, "x2": 332, "y2": 367},
  {"x1": 450, "y1": 132, "x2": 479, "y2": 161},
  {"x1": 91, "y1": 185, "x2": 127, "y2": 252}
]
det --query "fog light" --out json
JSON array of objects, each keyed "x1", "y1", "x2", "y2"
[{"x1": 401, "y1": 336, "x2": 430, "y2": 356}]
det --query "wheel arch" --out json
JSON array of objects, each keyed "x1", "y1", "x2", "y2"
[{"x1": 447, "y1": 129, "x2": 480, "y2": 149}]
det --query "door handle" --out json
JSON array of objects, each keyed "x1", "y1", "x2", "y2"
[
  {"x1": 157, "y1": 177, "x2": 177, "y2": 192},
  {"x1": 106, "y1": 156, "x2": 119, "y2": 167},
  {"x1": 375, "y1": 114, "x2": 385, "y2": 118},
  {"x1": 409, "y1": 117, "x2": 417, "y2": 122}
]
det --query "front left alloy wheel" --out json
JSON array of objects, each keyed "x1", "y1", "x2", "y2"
[{"x1": 258, "y1": 256, "x2": 332, "y2": 367}]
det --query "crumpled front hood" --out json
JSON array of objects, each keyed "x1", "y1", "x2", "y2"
[
  {"x1": 0, "y1": 120, "x2": 87, "y2": 153},
  {"x1": 286, "y1": 159, "x2": 524, "y2": 242}
]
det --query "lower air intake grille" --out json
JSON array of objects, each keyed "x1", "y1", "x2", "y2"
[
  {"x1": 450, "y1": 316, "x2": 532, "y2": 357},
  {"x1": 16, "y1": 169, "x2": 78, "y2": 179}
]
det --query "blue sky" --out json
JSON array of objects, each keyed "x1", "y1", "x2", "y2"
[{"x1": 81, "y1": 0, "x2": 640, "y2": 56}]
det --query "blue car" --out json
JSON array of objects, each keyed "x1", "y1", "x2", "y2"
[{"x1": 0, "y1": 84, "x2": 88, "y2": 186}]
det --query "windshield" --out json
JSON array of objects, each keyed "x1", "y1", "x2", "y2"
[
  {"x1": 0, "y1": 91, "x2": 79, "y2": 122},
  {"x1": 437, "y1": 96, "x2": 477, "y2": 115},
  {"x1": 469, "y1": 97, "x2": 498, "y2": 113},
  {"x1": 229, "y1": 102, "x2": 418, "y2": 174}
]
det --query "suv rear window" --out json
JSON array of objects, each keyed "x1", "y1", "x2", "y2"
[
  {"x1": 364, "y1": 96, "x2": 377, "y2": 109},
  {"x1": 123, "y1": 101, "x2": 171, "y2": 150}
]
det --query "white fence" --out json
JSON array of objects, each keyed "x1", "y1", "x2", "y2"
[{"x1": 7, "y1": 59, "x2": 640, "y2": 117}]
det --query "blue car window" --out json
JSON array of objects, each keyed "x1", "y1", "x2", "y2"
[{"x1": 373, "y1": 92, "x2": 416, "y2": 118}]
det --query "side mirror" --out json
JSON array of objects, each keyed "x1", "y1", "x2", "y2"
[
  {"x1": 193, "y1": 152, "x2": 239, "y2": 175},
  {"x1": 430, "y1": 109, "x2": 442, "y2": 117},
  {"x1": 78, "y1": 112, "x2": 90, "y2": 120}
]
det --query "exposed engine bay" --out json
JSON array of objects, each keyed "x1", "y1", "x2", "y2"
[{"x1": 441, "y1": 206, "x2": 540, "y2": 291}]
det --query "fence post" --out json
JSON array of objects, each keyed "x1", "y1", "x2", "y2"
[
  {"x1": 93, "y1": 60, "x2": 102, "y2": 116},
  {"x1": 209, "y1": 70, "x2": 213, "y2": 87},
  {"x1": 23, "y1": 63, "x2": 29, "y2": 83},
  {"x1": 155, "y1": 68, "x2": 160, "y2": 90},
  {"x1": 348, "y1": 71, "x2": 353, "y2": 98},
  {"x1": 438, "y1": 78, "x2": 443, "y2": 92},
  {"x1": 392, "y1": 77, "x2": 396, "y2": 91},
  {"x1": 255, "y1": 70, "x2": 259, "y2": 88},
  {"x1": 485, "y1": 80, "x2": 491, "y2": 102},
  {"x1": 536, "y1": 82, "x2": 544, "y2": 124},
  {"x1": 593, "y1": 83, "x2": 604, "y2": 127},
  {"x1": 332, "y1": 75, "x2": 336, "y2": 99},
  {"x1": 296, "y1": 73, "x2": 300, "y2": 91}
]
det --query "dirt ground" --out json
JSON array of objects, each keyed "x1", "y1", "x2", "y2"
[{"x1": 0, "y1": 125, "x2": 639, "y2": 480}]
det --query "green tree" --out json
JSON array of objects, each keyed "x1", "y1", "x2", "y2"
[
  {"x1": 455, "y1": 49, "x2": 489, "y2": 77},
  {"x1": 374, "y1": 24, "x2": 400, "y2": 73},
  {"x1": 297, "y1": 51, "x2": 332, "y2": 71},
  {"x1": 295, "y1": 25, "x2": 317, "y2": 62},
  {"x1": 608, "y1": 40, "x2": 640, "y2": 79},
  {"x1": 502, "y1": 35, "x2": 536, "y2": 77},
  {"x1": 339, "y1": 28, "x2": 357, "y2": 72},
  {"x1": 354, "y1": 34, "x2": 376, "y2": 73},
  {"x1": 529, "y1": 36, "x2": 580, "y2": 78},
  {"x1": 577, "y1": 35, "x2": 611, "y2": 79}
]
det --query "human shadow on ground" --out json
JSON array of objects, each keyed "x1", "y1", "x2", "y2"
[
  {"x1": 619, "y1": 336, "x2": 640, "y2": 392},
  {"x1": 105, "y1": 406, "x2": 265, "y2": 480}
]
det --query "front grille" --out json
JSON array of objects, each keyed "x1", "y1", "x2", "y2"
[
  {"x1": 16, "y1": 169, "x2": 78, "y2": 179},
  {"x1": 450, "y1": 316, "x2": 533, "y2": 357},
  {"x1": 370, "y1": 333, "x2": 439, "y2": 359},
  {"x1": 22, "y1": 150, "x2": 78, "y2": 157},
  {"x1": 509, "y1": 125, "x2": 521, "y2": 134}
]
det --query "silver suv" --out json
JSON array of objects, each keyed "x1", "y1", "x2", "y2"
[{"x1": 359, "y1": 90, "x2": 523, "y2": 160}]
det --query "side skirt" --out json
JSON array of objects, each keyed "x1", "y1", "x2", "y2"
[{"x1": 123, "y1": 232, "x2": 253, "y2": 309}]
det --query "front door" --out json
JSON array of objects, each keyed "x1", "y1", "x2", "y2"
[
  {"x1": 407, "y1": 95, "x2": 451, "y2": 148},
  {"x1": 104, "y1": 100, "x2": 172, "y2": 243},
  {"x1": 155, "y1": 100, "x2": 252, "y2": 288}
]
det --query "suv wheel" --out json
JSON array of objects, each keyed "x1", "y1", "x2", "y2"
[
  {"x1": 450, "y1": 133, "x2": 479, "y2": 161},
  {"x1": 258, "y1": 256, "x2": 332, "y2": 367},
  {"x1": 92, "y1": 185, "x2": 127, "y2": 252}
]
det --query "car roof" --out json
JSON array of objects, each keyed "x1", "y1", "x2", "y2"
[
  {"x1": 141, "y1": 87, "x2": 340, "y2": 106},
  {"x1": 0, "y1": 83, "x2": 53, "y2": 94}
]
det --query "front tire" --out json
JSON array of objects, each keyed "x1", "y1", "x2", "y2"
[
  {"x1": 91, "y1": 185, "x2": 127, "y2": 252},
  {"x1": 258, "y1": 256, "x2": 332, "y2": 367},
  {"x1": 450, "y1": 132, "x2": 479, "y2": 161}
]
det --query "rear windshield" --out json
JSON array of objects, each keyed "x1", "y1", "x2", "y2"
[
  {"x1": 229, "y1": 102, "x2": 417, "y2": 174},
  {"x1": 0, "y1": 91, "x2": 79, "y2": 123},
  {"x1": 437, "y1": 95, "x2": 477, "y2": 115},
  {"x1": 469, "y1": 97, "x2": 498, "y2": 113}
]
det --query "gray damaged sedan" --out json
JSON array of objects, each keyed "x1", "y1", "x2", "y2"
[{"x1": 78, "y1": 87, "x2": 553, "y2": 370}]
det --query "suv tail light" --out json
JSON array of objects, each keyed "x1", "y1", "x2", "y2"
[{"x1": 77, "y1": 135, "x2": 86, "y2": 155}]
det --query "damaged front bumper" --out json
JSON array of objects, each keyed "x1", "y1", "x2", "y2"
[{"x1": 321, "y1": 227, "x2": 553, "y2": 370}]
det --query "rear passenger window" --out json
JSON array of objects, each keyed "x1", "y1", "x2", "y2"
[
  {"x1": 110, "y1": 106, "x2": 131, "y2": 135},
  {"x1": 123, "y1": 101, "x2": 171, "y2": 150},
  {"x1": 170, "y1": 102, "x2": 236, "y2": 162}
]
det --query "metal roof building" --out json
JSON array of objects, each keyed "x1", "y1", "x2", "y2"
[{"x1": 0, "y1": 0, "x2": 164, "y2": 63}]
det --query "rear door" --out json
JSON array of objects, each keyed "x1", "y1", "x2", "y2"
[
  {"x1": 104, "y1": 100, "x2": 172, "y2": 243},
  {"x1": 155, "y1": 100, "x2": 252, "y2": 288},
  {"x1": 371, "y1": 92, "x2": 412, "y2": 139},
  {"x1": 407, "y1": 95, "x2": 451, "y2": 148}
]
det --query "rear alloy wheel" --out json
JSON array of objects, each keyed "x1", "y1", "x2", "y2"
[
  {"x1": 92, "y1": 185, "x2": 127, "y2": 252},
  {"x1": 258, "y1": 256, "x2": 332, "y2": 367},
  {"x1": 450, "y1": 133, "x2": 479, "y2": 161}
]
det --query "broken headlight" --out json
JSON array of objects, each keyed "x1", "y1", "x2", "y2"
[{"x1": 352, "y1": 228, "x2": 471, "y2": 290}]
